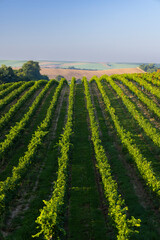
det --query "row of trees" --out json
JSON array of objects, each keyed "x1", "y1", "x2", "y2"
[
  {"x1": 0, "y1": 61, "x2": 49, "y2": 83},
  {"x1": 139, "y1": 63, "x2": 159, "y2": 73}
]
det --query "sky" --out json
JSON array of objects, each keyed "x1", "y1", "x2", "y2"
[{"x1": 0, "y1": 0, "x2": 160, "y2": 63}]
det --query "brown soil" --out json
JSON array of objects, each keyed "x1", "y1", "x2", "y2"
[{"x1": 40, "y1": 67, "x2": 145, "y2": 80}]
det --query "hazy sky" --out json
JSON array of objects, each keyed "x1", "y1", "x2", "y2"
[{"x1": 0, "y1": 0, "x2": 160, "y2": 62}]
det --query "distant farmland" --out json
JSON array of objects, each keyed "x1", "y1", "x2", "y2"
[
  {"x1": 0, "y1": 60, "x2": 141, "y2": 70},
  {"x1": 1, "y1": 60, "x2": 145, "y2": 80}
]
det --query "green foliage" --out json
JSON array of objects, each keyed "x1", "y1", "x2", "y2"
[
  {"x1": 83, "y1": 77, "x2": 141, "y2": 240},
  {"x1": 139, "y1": 72, "x2": 160, "y2": 87},
  {"x1": 139, "y1": 63, "x2": 158, "y2": 73},
  {"x1": 55, "y1": 75, "x2": 65, "y2": 82},
  {"x1": 0, "y1": 64, "x2": 18, "y2": 82},
  {"x1": 17, "y1": 61, "x2": 49, "y2": 81},
  {"x1": 94, "y1": 75, "x2": 160, "y2": 197},
  {"x1": 0, "y1": 78, "x2": 65, "y2": 213},
  {"x1": 126, "y1": 73, "x2": 160, "y2": 99},
  {"x1": 33, "y1": 77, "x2": 75, "y2": 240},
  {"x1": 0, "y1": 81, "x2": 23, "y2": 99},
  {"x1": 105, "y1": 75, "x2": 160, "y2": 148},
  {"x1": 112, "y1": 74, "x2": 160, "y2": 121},
  {"x1": 0, "y1": 82, "x2": 13, "y2": 91},
  {"x1": 0, "y1": 80, "x2": 56, "y2": 158},
  {"x1": 0, "y1": 80, "x2": 47, "y2": 130},
  {"x1": 1, "y1": 73, "x2": 160, "y2": 239},
  {"x1": 0, "y1": 61, "x2": 49, "y2": 83},
  {"x1": 68, "y1": 66, "x2": 76, "y2": 69},
  {"x1": 0, "y1": 81, "x2": 33, "y2": 111}
]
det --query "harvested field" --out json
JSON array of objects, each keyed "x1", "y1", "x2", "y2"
[{"x1": 40, "y1": 67, "x2": 145, "y2": 80}]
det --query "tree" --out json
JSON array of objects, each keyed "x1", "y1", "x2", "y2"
[
  {"x1": 0, "y1": 65, "x2": 17, "y2": 82},
  {"x1": 0, "y1": 61, "x2": 49, "y2": 83},
  {"x1": 21, "y1": 61, "x2": 41, "y2": 79},
  {"x1": 55, "y1": 75, "x2": 65, "y2": 81},
  {"x1": 17, "y1": 61, "x2": 49, "y2": 81},
  {"x1": 139, "y1": 63, "x2": 158, "y2": 73}
]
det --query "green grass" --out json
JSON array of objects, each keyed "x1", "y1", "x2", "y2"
[{"x1": 68, "y1": 83, "x2": 110, "y2": 240}]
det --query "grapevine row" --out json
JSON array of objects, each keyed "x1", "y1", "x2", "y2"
[
  {"x1": 140, "y1": 73, "x2": 160, "y2": 87},
  {"x1": 33, "y1": 77, "x2": 75, "y2": 240},
  {"x1": 0, "y1": 82, "x2": 13, "y2": 92},
  {"x1": 101, "y1": 75, "x2": 160, "y2": 148},
  {"x1": 0, "y1": 78, "x2": 66, "y2": 212},
  {"x1": 0, "y1": 80, "x2": 46, "y2": 130},
  {"x1": 112, "y1": 75, "x2": 160, "y2": 119},
  {"x1": 0, "y1": 81, "x2": 22, "y2": 99},
  {"x1": 0, "y1": 79, "x2": 56, "y2": 158},
  {"x1": 83, "y1": 77, "x2": 140, "y2": 240},
  {"x1": 0, "y1": 81, "x2": 34, "y2": 110},
  {"x1": 93, "y1": 77, "x2": 160, "y2": 197},
  {"x1": 152, "y1": 72, "x2": 160, "y2": 81},
  {"x1": 126, "y1": 74, "x2": 160, "y2": 99}
]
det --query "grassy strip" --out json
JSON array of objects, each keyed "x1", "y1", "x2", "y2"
[
  {"x1": 0, "y1": 78, "x2": 66, "y2": 212},
  {"x1": 0, "y1": 80, "x2": 47, "y2": 130},
  {"x1": 33, "y1": 77, "x2": 75, "y2": 240},
  {"x1": 83, "y1": 77, "x2": 140, "y2": 240},
  {"x1": 68, "y1": 84, "x2": 108, "y2": 240},
  {"x1": 0, "y1": 82, "x2": 23, "y2": 99},
  {"x1": 101, "y1": 75, "x2": 160, "y2": 148},
  {"x1": 0, "y1": 80, "x2": 57, "y2": 158},
  {"x1": 93, "y1": 77, "x2": 160, "y2": 197}
]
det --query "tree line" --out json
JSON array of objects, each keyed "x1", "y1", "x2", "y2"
[
  {"x1": 139, "y1": 63, "x2": 160, "y2": 73},
  {"x1": 0, "y1": 61, "x2": 49, "y2": 83}
]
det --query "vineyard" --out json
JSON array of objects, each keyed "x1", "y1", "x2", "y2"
[{"x1": 0, "y1": 72, "x2": 160, "y2": 240}]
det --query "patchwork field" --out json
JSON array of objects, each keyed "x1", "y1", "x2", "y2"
[{"x1": 0, "y1": 72, "x2": 160, "y2": 240}]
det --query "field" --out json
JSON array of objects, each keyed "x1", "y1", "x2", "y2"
[
  {"x1": 0, "y1": 72, "x2": 160, "y2": 240},
  {"x1": 0, "y1": 60, "x2": 141, "y2": 70},
  {"x1": 40, "y1": 67, "x2": 144, "y2": 80}
]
